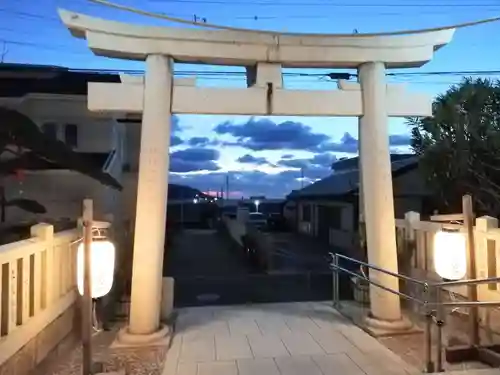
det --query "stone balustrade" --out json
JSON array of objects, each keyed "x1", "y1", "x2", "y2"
[{"x1": 0, "y1": 223, "x2": 80, "y2": 375}]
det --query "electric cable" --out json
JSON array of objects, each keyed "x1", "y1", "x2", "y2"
[{"x1": 88, "y1": 0, "x2": 500, "y2": 37}]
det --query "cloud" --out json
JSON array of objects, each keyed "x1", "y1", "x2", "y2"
[
  {"x1": 171, "y1": 115, "x2": 182, "y2": 133},
  {"x1": 171, "y1": 135, "x2": 183, "y2": 147},
  {"x1": 170, "y1": 147, "x2": 220, "y2": 173},
  {"x1": 168, "y1": 115, "x2": 184, "y2": 146},
  {"x1": 170, "y1": 169, "x2": 305, "y2": 198},
  {"x1": 319, "y1": 132, "x2": 412, "y2": 153},
  {"x1": 237, "y1": 154, "x2": 272, "y2": 165},
  {"x1": 278, "y1": 152, "x2": 337, "y2": 179},
  {"x1": 215, "y1": 118, "x2": 330, "y2": 151},
  {"x1": 188, "y1": 137, "x2": 210, "y2": 146},
  {"x1": 389, "y1": 134, "x2": 412, "y2": 146}
]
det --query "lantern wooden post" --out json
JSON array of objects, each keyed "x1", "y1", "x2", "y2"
[
  {"x1": 82, "y1": 199, "x2": 94, "y2": 375},
  {"x1": 463, "y1": 194, "x2": 479, "y2": 347}
]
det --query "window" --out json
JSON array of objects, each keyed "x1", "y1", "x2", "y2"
[
  {"x1": 64, "y1": 124, "x2": 78, "y2": 148},
  {"x1": 41, "y1": 122, "x2": 57, "y2": 139}
]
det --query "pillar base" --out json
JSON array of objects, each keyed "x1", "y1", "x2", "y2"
[
  {"x1": 363, "y1": 314, "x2": 419, "y2": 337},
  {"x1": 111, "y1": 324, "x2": 171, "y2": 348}
]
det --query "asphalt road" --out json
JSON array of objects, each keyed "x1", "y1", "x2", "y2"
[{"x1": 163, "y1": 229, "x2": 352, "y2": 307}]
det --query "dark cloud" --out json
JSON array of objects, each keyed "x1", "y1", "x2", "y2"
[
  {"x1": 215, "y1": 118, "x2": 329, "y2": 151},
  {"x1": 389, "y1": 134, "x2": 412, "y2": 146},
  {"x1": 278, "y1": 152, "x2": 337, "y2": 179},
  {"x1": 281, "y1": 154, "x2": 295, "y2": 159},
  {"x1": 171, "y1": 115, "x2": 181, "y2": 133},
  {"x1": 171, "y1": 135, "x2": 183, "y2": 147},
  {"x1": 188, "y1": 137, "x2": 210, "y2": 146},
  {"x1": 319, "y1": 132, "x2": 412, "y2": 153},
  {"x1": 319, "y1": 132, "x2": 358, "y2": 153},
  {"x1": 237, "y1": 154, "x2": 272, "y2": 165},
  {"x1": 170, "y1": 148, "x2": 220, "y2": 173},
  {"x1": 168, "y1": 115, "x2": 184, "y2": 146}
]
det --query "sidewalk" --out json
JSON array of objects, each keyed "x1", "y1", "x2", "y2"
[{"x1": 161, "y1": 301, "x2": 420, "y2": 375}]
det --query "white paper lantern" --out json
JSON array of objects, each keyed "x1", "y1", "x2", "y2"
[
  {"x1": 77, "y1": 240, "x2": 115, "y2": 298},
  {"x1": 433, "y1": 230, "x2": 467, "y2": 280}
]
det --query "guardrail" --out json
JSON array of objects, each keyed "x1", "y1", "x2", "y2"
[{"x1": 330, "y1": 252, "x2": 500, "y2": 373}]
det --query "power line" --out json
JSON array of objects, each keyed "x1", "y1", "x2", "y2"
[
  {"x1": 18, "y1": 65, "x2": 500, "y2": 78},
  {"x1": 2, "y1": 6, "x2": 498, "y2": 23},
  {"x1": 0, "y1": 38, "x2": 90, "y2": 55},
  {"x1": 145, "y1": 0, "x2": 500, "y2": 7}
]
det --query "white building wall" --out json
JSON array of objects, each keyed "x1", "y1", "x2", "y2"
[
  {"x1": 15, "y1": 95, "x2": 117, "y2": 153},
  {"x1": 0, "y1": 94, "x2": 127, "y2": 224}
]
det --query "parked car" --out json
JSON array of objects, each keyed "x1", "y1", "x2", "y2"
[
  {"x1": 247, "y1": 212, "x2": 268, "y2": 230},
  {"x1": 266, "y1": 213, "x2": 287, "y2": 231}
]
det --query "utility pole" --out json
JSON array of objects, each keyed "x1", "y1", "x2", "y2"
[
  {"x1": 226, "y1": 173, "x2": 230, "y2": 204},
  {"x1": 1, "y1": 42, "x2": 8, "y2": 62}
]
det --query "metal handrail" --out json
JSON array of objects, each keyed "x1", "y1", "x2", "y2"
[
  {"x1": 332, "y1": 252, "x2": 429, "y2": 286},
  {"x1": 436, "y1": 275, "x2": 500, "y2": 288},
  {"x1": 330, "y1": 252, "x2": 500, "y2": 307},
  {"x1": 330, "y1": 263, "x2": 427, "y2": 305},
  {"x1": 329, "y1": 251, "x2": 500, "y2": 373}
]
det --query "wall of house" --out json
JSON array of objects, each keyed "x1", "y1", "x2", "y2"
[
  {"x1": 292, "y1": 168, "x2": 429, "y2": 250},
  {"x1": 392, "y1": 168, "x2": 428, "y2": 218},
  {"x1": 8, "y1": 94, "x2": 121, "y2": 153},
  {"x1": 0, "y1": 94, "x2": 125, "y2": 224},
  {"x1": 296, "y1": 200, "x2": 355, "y2": 249}
]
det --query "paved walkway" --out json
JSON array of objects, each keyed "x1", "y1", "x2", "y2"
[{"x1": 161, "y1": 301, "x2": 420, "y2": 375}]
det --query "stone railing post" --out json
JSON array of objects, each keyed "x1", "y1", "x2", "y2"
[
  {"x1": 475, "y1": 216, "x2": 498, "y2": 299},
  {"x1": 403, "y1": 211, "x2": 420, "y2": 313},
  {"x1": 30, "y1": 223, "x2": 54, "y2": 308}
]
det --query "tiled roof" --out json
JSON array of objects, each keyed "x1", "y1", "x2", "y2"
[
  {"x1": 288, "y1": 155, "x2": 419, "y2": 199},
  {"x1": 0, "y1": 63, "x2": 120, "y2": 97}
]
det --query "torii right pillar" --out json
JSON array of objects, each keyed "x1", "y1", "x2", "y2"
[{"x1": 358, "y1": 61, "x2": 410, "y2": 329}]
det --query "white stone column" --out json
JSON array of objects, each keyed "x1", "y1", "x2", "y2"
[
  {"x1": 358, "y1": 62, "x2": 402, "y2": 322},
  {"x1": 128, "y1": 55, "x2": 173, "y2": 335}
]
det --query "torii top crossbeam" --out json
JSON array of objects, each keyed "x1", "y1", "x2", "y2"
[{"x1": 59, "y1": 9, "x2": 456, "y2": 68}]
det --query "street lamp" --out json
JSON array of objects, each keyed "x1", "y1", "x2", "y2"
[
  {"x1": 433, "y1": 229, "x2": 467, "y2": 280},
  {"x1": 254, "y1": 199, "x2": 260, "y2": 213}
]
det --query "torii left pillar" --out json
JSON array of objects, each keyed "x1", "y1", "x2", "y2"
[{"x1": 120, "y1": 54, "x2": 173, "y2": 341}]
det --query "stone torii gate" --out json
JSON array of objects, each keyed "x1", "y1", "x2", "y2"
[{"x1": 59, "y1": 9, "x2": 455, "y2": 343}]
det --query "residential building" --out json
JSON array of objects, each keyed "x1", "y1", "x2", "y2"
[
  {"x1": 285, "y1": 154, "x2": 433, "y2": 249},
  {"x1": 0, "y1": 63, "x2": 126, "y2": 226},
  {"x1": 0, "y1": 62, "x2": 222, "y2": 238}
]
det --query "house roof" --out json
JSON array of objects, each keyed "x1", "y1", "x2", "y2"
[
  {"x1": 331, "y1": 153, "x2": 415, "y2": 171},
  {"x1": 0, "y1": 63, "x2": 120, "y2": 97},
  {"x1": 288, "y1": 155, "x2": 419, "y2": 200}
]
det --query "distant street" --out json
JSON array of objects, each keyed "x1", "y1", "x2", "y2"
[{"x1": 163, "y1": 228, "x2": 347, "y2": 307}]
